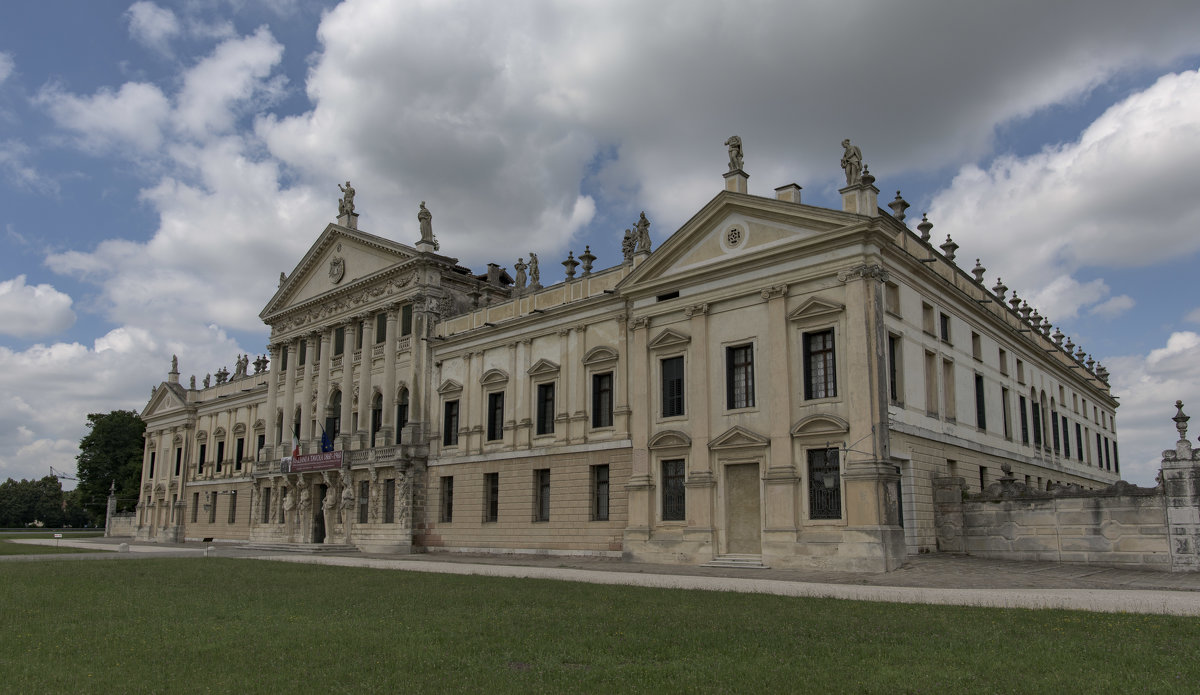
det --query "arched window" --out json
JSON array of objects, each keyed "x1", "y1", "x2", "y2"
[{"x1": 328, "y1": 391, "x2": 342, "y2": 440}]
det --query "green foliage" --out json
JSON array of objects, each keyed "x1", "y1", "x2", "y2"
[
  {"x1": 75, "y1": 409, "x2": 145, "y2": 523},
  {"x1": 0, "y1": 476, "x2": 74, "y2": 527},
  {"x1": 1, "y1": 558, "x2": 1198, "y2": 694}
]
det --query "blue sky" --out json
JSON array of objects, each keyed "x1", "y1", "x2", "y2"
[{"x1": 2, "y1": 0, "x2": 1199, "y2": 489}]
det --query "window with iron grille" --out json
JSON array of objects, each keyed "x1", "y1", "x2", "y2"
[
  {"x1": 443, "y1": 400, "x2": 459, "y2": 447},
  {"x1": 440, "y1": 476, "x2": 454, "y2": 522},
  {"x1": 661, "y1": 459, "x2": 685, "y2": 521},
  {"x1": 808, "y1": 448, "x2": 842, "y2": 519},
  {"x1": 592, "y1": 372, "x2": 613, "y2": 428},
  {"x1": 661, "y1": 356, "x2": 684, "y2": 417},
  {"x1": 358, "y1": 480, "x2": 369, "y2": 523},
  {"x1": 803, "y1": 330, "x2": 836, "y2": 400},
  {"x1": 592, "y1": 465, "x2": 609, "y2": 521},
  {"x1": 484, "y1": 472, "x2": 499, "y2": 522},
  {"x1": 536, "y1": 383, "x2": 555, "y2": 435},
  {"x1": 486, "y1": 391, "x2": 504, "y2": 441},
  {"x1": 726, "y1": 344, "x2": 755, "y2": 409},
  {"x1": 534, "y1": 469, "x2": 550, "y2": 522}
]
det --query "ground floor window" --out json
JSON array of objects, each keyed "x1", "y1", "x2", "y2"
[
  {"x1": 358, "y1": 480, "x2": 370, "y2": 523},
  {"x1": 383, "y1": 478, "x2": 395, "y2": 524},
  {"x1": 440, "y1": 477, "x2": 454, "y2": 522},
  {"x1": 661, "y1": 459, "x2": 685, "y2": 521},
  {"x1": 807, "y1": 448, "x2": 841, "y2": 520},
  {"x1": 261, "y1": 487, "x2": 271, "y2": 524},
  {"x1": 227, "y1": 491, "x2": 237, "y2": 524},
  {"x1": 485, "y1": 472, "x2": 499, "y2": 522},
  {"x1": 592, "y1": 465, "x2": 609, "y2": 521},
  {"x1": 534, "y1": 469, "x2": 550, "y2": 522}
]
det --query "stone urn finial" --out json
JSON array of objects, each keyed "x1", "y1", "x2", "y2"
[
  {"x1": 971, "y1": 259, "x2": 986, "y2": 283},
  {"x1": 1174, "y1": 400, "x2": 1189, "y2": 441},
  {"x1": 939, "y1": 234, "x2": 958, "y2": 262},
  {"x1": 992, "y1": 277, "x2": 1007, "y2": 299},
  {"x1": 888, "y1": 191, "x2": 909, "y2": 222},
  {"x1": 917, "y1": 214, "x2": 933, "y2": 242},
  {"x1": 1008, "y1": 290, "x2": 1021, "y2": 312}
]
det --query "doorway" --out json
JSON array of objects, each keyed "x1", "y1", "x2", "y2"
[
  {"x1": 724, "y1": 463, "x2": 761, "y2": 554},
  {"x1": 313, "y1": 484, "x2": 327, "y2": 544}
]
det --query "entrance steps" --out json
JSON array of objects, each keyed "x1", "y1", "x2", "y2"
[
  {"x1": 702, "y1": 554, "x2": 769, "y2": 569},
  {"x1": 244, "y1": 542, "x2": 359, "y2": 554}
]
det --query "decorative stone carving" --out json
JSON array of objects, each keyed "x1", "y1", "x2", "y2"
[
  {"x1": 418, "y1": 201, "x2": 437, "y2": 249},
  {"x1": 622, "y1": 229, "x2": 635, "y2": 262},
  {"x1": 253, "y1": 354, "x2": 268, "y2": 374},
  {"x1": 724, "y1": 135, "x2": 743, "y2": 172},
  {"x1": 528, "y1": 253, "x2": 541, "y2": 289},
  {"x1": 840, "y1": 138, "x2": 862, "y2": 185},
  {"x1": 917, "y1": 214, "x2": 932, "y2": 242},
  {"x1": 562, "y1": 251, "x2": 579, "y2": 279},
  {"x1": 684, "y1": 303, "x2": 708, "y2": 317},
  {"x1": 513, "y1": 257, "x2": 527, "y2": 290},
  {"x1": 338, "y1": 181, "x2": 355, "y2": 216},
  {"x1": 189, "y1": 375, "x2": 196, "y2": 389},
  {"x1": 233, "y1": 354, "x2": 249, "y2": 379},
  {"x1": 579, "y1": 246, "x2": 595, "y2": 276},
  {"x1": 203, "y1": 374, "x2": 211, "y2": 388},
  {"x1": 634, "y1": 212, "x2": 651, "y2": 253},
  {"x1": 760, "y1": 285, "x2": 786, "y2": 301},
  {"x1": 837, "y1": 264, "x2": 889, "y2": 283},
  {"x1": 329, "y1": 256, "x2": 345, "y2": 284},
  {"x1": 214, "y1": 367, "x2": 229, "y2": 385},
  {"x1": 888, "y1": 191, "x2": 909, "y2": 222}
]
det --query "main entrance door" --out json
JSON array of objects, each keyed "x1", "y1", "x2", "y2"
[
  {"x1": 313, "y1": 484, "x2": 327, "y2": 544},
  {"x1": 725, "y1": 463, "x2": 761, "y2": 554}
]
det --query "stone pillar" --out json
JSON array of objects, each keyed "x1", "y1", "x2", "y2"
[
  {"x1": 684, "y1": 304, "x2": 714, "y2": 537},
  {"x1": 104, "y1": 482, "x2": 117, "y2": 538},
  {"x1": 265, "y1": 343, "x2": 280, "y2": 454},
  {"x1": 1162, "y1": 401, "x2": 1200, "y2": 572},
  {"x1": 403, "y1": 308, "x2": 427, "y2": 450},
  {"x1": 339, "y1": 321, "x2": 356, "y2": 450},
  {"x1": 316, "y1": 328, "x2": 332, "y2": 447},
  {"x1": 281, "y1": 339, "x2": 298, "y2": 454},
  {"x1": 557, "y1": 330, "x2": 572, "y2": 445},
  {"x1": 625, "y1": 317, "x2": 653, "y2": 539},
  {"x1": 571, "y1": 325, "x2": 587, "y2": 441},
  {"x1": 356, "y1": 314, "x2": 374, "y2": 445},
  {"x1": 933, "y1": 476, "x2": 966, "y2": 553},
  {"x1": 515, "y1": 339, "x2": 530, "y2": 449},
  {"x1": 613, "y1": 316, "x2": 631, "y2": 434},
  {"x1": 298, "y1": 333, "x2": 317, "y2": 444},
  {"x1": 761, "y1": 285, "x2": 798, "y2": 536},
  {"x1": 381, "y1": 305, "x2": 399, "y2": 445}
]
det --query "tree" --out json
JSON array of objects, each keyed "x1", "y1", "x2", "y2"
[
  {"x1": 0, "y1": 476, "x2": 69, "y2": 527},
  {"x1": 76, "y1": 410, "x2": 145, "y2": 525}
]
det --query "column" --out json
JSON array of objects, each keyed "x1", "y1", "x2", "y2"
[
  {"x1": 515, "y1": 339, "x2": 530, "y2": 448},
  {"x1": 281, "y1": 338, "x2": 298, "y2": 454},
  {"x1": 571, "y1": 324, "x2": 587, "y2": 441},
  {"x1": 265, "y1": 343, "x2": 280, "y2": 453},
  {"x1": 625, "y1": 317, "x2": 652, "y2": 537},
  {"x1": 761, "y1": 285, "x2": 798, "y2": 536},
  {"x1": 381, "y1": 305, "x2": 399, "y2": 445},
  {"x1": 613, "y1": 316, "x2": 631, "y2": 434},
  {"x1": 557, "y1": 330, "x2": 571, "y2": 445},
  {"x1": 316, "y1": 327, "x2": 332, "y2": 446},
  {"x1": 684, "y1": 303, "x2": 715, "y2": 536},
  {"x1": 339, "y1": 320, "x2": 356, "y2": 449},
  {"x1": 356, "y1": 314, "x2": 374, "y2": 444},
  {"x1": 298, "y1": 333, "x2": 317, "y2": 445}
]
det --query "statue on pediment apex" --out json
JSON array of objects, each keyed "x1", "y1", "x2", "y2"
[{"x1": 338, "y1": 181, "x2": 355, "y2": 216}]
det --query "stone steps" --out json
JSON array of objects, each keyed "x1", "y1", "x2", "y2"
[
  {"x1": 244, "y1": 542, "x2": 359, "y2": 554},
  {"x1": 702, "y1": 554, "x2": 769, "y2": 569}
]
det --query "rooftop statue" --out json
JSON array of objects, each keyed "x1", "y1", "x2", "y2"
[
  {"x1": 338, "y1": 181, "x2": 355, "y2": 216},
  {"x1": 725, "y1": 135, "x2": 743, "y2": 172},
  {"x1": 528, "y1": 253, "x2": 540, "y2": 287},
  {"x1": 840, "y1": 139, "x2": 862, "y2": 185},
  {"x1": 634, "y1": 212, "x2": 652, "y2": 253},
  {"x1": 513, "y1": 257, "x2": 527, "y2": 290},
  {"x1": 418, "y1": 201, "x2": 433, "y2": 243}
]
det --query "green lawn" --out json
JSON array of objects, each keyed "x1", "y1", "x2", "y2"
[
  {"x1": 0, "y1": 540, "x2": 101, "y2": 555},
  {"x1": 1, "y1": 558, "x2": 1196, "y2": 694},
  {"x1": 0, "y1": 530, "x2": 104, "y2": 539}
]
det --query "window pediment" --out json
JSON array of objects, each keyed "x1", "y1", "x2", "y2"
[
  {"x1": 648, "y1": 430, "x2": 691, "y2": 450},
  {"x1": 527, "y1": 358, "x2": 560, "y2": 377},
  {"x1": 582, "y1": 346, "x2": 619, "y2": 366},
  {"x1": 788, "y1": 296, "x2": 844, "y2": 323},
  {"x1": 437, "y1": 379, "x2": 463, "y2": 395},
  {"x1": 648, "y1": 329, "x2": 690, "y2": 351},
  {"x1": 708, "y1": 425, "x2": 769, "y2": 450},
  {"x1": 790, "y1": 414, "x2": 850, "y2": 438},
  {"x1": 480, "y1": 368, "x2": 509, "y2": 386}
]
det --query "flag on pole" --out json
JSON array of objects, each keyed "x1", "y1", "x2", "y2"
[{"x1": 319, "y1": 424, "x2": 334, "y2": 453}]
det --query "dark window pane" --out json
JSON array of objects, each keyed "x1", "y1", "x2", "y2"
[
  {"x1": 808, "y1": 448, "x2": 842, "y2": 519},
  {"x1": 661, "y1": 459, "x2": 685, "y2": 521}
]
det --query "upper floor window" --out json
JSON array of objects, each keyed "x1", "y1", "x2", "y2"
[
  {"x1": 536, "y1": 383, "x2": 555, "y2": 435},
  {"x1": 939, "y1": 313, "x2": 951, "y2": 343},
  {"x1": 726, "y1": 344, "x2": 755, "y2": 410},
  {"x1": 486, "y1": 392, "x2": 505, "y2": 441},
  {"x1": 442, "y1": 400, "x2": 459, "y2": 447},
  {"x1": 803, "y1": 330, "x2": 836, "y2": 400},
  {"x1": 884, "y1": 282, "x2": 900, "y2": 315},
  {"x1": 375, "y1": 312, "x2": 387, "y2": 343},
  {"x1": 401, "y1": 304, "x2": 413, "y2": 336},
  {"x1": 661, "y1": 356, "x2": 684, "y2": 417},
  {"x1": 592, "y1": 372, "x2": 613, "y2": 428},
  {"x1": 334, "y1": 326, "x2": 345, "y2": 355}
]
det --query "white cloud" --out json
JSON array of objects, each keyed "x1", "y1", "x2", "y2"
[
  {"x1": 0, "y1": 276, "x2": 76, "y2": 338},
  {"x1": 0, "y1": 52, "x2": 13, "y2": 85},
  {"x1": 1106, "y1": 331, "x2": 1200, "y2": 486},
  {"x1": 174, "y1": 26, "x2": 284, "y2": 140},
  {"x1": 125, "y1": 2, "x2": 181, "y2": 55},
  {"x1": 1090, "y1": 294, "x2": 1135, "y2": 319},
  {"x1": 0, "y1": 140, "x2": 59, "y2": 194},
  {"x1": 37, "y1": 81, "x2": 171, "y2": 154},
  {"x1": 1185, "y1": 307, "x2": 1200, "y2": 324}
]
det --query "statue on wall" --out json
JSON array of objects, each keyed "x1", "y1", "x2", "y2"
[
  {"x1": 203, "y1": 374, "x2": 211, "y2": 388},
  {"x1": 189, "y1": 375, "x2": 196, "y2": 389},
  {"x1": 170, "y1": 354, "x2": 178, "y2": 373},
  {"x1": 622, "y1": 228, "x2": 635, "y2": 262},
  {"x1": 634, "y1": 212, "x2": 652, "y2": 253},
  {"x1": 513, "y1": 257, "x2": 527, "y2": 290},
  {"x1": 528, "y1": 253, "x2": 540, "y2": 288},
  {"x1": 840, "y1": 139, "x2": 862, "y2": 185},
  {"x1": 724, "y1": 135, "x2": 743, "y2": 172},
  {"x1": 233, "y1": 354, "x2": 249, "y2": 379},
  {"x1": 418, "y1": 201, "x2": 434, "y2": 243},
  {"x1": 214, "y1": 366, "x2": 229, "y2": 385},
  {"x1": 298, "y1": 482, "x2": 312, "y2": 514},
  {"x1": 338, "y1": 181, "x2": 356, "y2": 216}
]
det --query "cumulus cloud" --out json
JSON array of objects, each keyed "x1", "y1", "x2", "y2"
[
  {"x1": 174, "y1": 26, "x2": 285, "y2": 139},
  {"x1": 0, "y1": 140, "x2": 59, "y2": 194},
  {"x1": 0, "y1": 276, "x2": 76, "y2": 338},
  {"x1": 0, "y1": 52, "x2": 13, "y2": 85},
  {"x1": 37, "y1": 81, "x2": 171, "y2": 154},
  {"x1": 125, "y1": 1, "x2": 181, "y2": 55},
  {"x1": 1090, "y1": 295, "x2": 1135, "y2": 319}
]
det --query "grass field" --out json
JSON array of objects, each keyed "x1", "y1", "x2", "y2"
[
  {"x1": 1, "y1": 558, "x2": 1197, "y2": 694},
  {"x1": 0, "y1": 540, "x2": 101, "y2": 555},
  {"x1": 0, "y1": 530, "x2": 105, "y2": 539}
]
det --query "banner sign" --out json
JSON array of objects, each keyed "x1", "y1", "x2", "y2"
[{"x1": 280, "y1": 451, "x2": 343, "y2": 473}]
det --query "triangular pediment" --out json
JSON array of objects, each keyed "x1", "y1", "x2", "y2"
[
  {"x1": 788, "y1": 297, "x2": 845, "y2": 322},
  {"x1": 618, "y1": 192, "x2": 852, "y2": 294},
  {"x1": 261, "y1": 224, "x2": 421, "y2": 320},
  {"x1": 790, "y1": 414, "x2": 850, "y2": 438},
  {"x1": 527, "y1": 359, "x2": 560, "y2": 377},
  {"x1": 708, "y1": 425, "x2": 769, "y2": 450},
  {"x1": 648, "y1": 329, "x2": 690, "y2": 350},
  {"x1": 142, "y1": 383, "x2": 188, "y2": 418},
  {"x1": 437, "y1": 379, "x2": 463, "y2": 395}
]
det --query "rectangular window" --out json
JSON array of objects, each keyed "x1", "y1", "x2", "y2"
[
  {"x1": 235, "y1": 438, "x2": 244, "y2": 471},
  {"x1": 484, "y1": 472, "x2": 499, "y2": 523},
  {"x1": 298, "y1": 340, "x2": 307, "y2": 367},
  {"x1": 1075, "y1": 423, "x2": 1084, "y2": 461},
  {"x1": 1062, "y1": 415, "x2": 1071, "y2": 457},
  {"x1": 534, "y1": 469, "x2": 550, "y2": 522},
  {"x1": 375, "y1": 312, "x2": 387, "y2": 343},
  {"x1": 942, "y1": 359, "x2": 955, "y2": 421},
  {"x1": 998, "y1": 348, "x2": 1008, "y2": 376},
  {"x1": 486, "y1": 391, "x2": 504, "y2": 441},
  {"x1": 1104, "y1": 436, "x2": 1111, "y2": 471},
  {"x1": 974, "y1": 373, "x2": 986, "y2": 430},
  {"x1": 661, "y1": 459, "x2": 685, "y2": 521},
  {"x1": 803, "y1": 330, "x2": 837, "y2": 400},
  {"x1": 334, "y1": 326, "x2": 345, "y2": 355},
  {"x1": 149, "y1": 451, "x2": 155, "y2": 478},
  {"x1": 216, "y1": 441, "x2": 224, "y2": 472},
  {"x1": 198, "y1": 443, "x2": 206, "y2": 474},
  {"x1": 261, "y1": 487, "x2": 271, "y2": 524},
  {"x1": 208, "y1": 492, "x2": 216, "y2": 523},
  {"x1": 924, "y1": 350, "x2": 938, "y2": 417},
  {"x1": 192, "y1": 492, "x2": 199, "y2": 523},
  {"x1": 884, "y1": 282, "x2": 900, "y2": 315},
  {"x1": 1032, "y1": 402, "x2": 1043, "y2": 447},
  {"x1": 1052, "y1": 409, "x2": 1061, "y2": 453},
  {"x1": 887, "y1": 334, "x2": 901, "y2": 403},
  {"x1": 922, "y1": 303, "x2": 935, "y2": 334},
  {"x1": 383, "y1": 478, "x2": 395, "y2": 524},
  {"x1": 1016, "y1": 359, "x2": 1025, "y2": 384},
  {"x1": 227, "y1": 491, "x2": 237, "y2": 524},
  {"x1": 808, "y1": 448, "x2": 842, "y2": 520},
  {"x1": 726, "y1": 344, "x2": 755, "y2": 409},
  {"x1": 440, "y1": 477, "x2": 454, "y2": 523},
  {"x1": 401, "y1": 304, "x2": 413, "y2": 336},
  {"x1": 256, "y1": 434, "x2": 264, "y2": 459},
  {"x1": 971, "y1": 332, "x2": 982, "y2": 361},
  {"x1": 442, "y1": 400, "x2": 459, "y2": 447},
  {"x1": 1019, "y1": 396, "x2": 1029, "y2": 445},
  {"x1": 939, "y1": 313, "x2": 951, "y2": 343},
  {"x1": 1002, "y1": 387, "x2": 1012, "y2": 439},
  {"x1": 1113, "y1": 442, "x2": 1120, "y2": 474},
  {"x1": 592, "y1": 372, "x2": 614, "y2": 428},
  {"x1": 661, "y1": 356, "x2": 684, "y2": 417},
  {"x1": 536, "y1": 383, "x2": 555, "y2": 435},
  {"x1": 358, "y1": 480, "x2": 369, "y2": 523},
  {"x1": 979, "y1": 466, "x2": 988, "y2": 492},
  {"x1": 356, "y1": 320, "x2": 364, "y2": 350},
  {"x1": 1096, "y1": 432, "x2": 1103, "y2": 468},
  {"x1": 592, "y1": 465, "x2": 610, "y2": 521}
]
